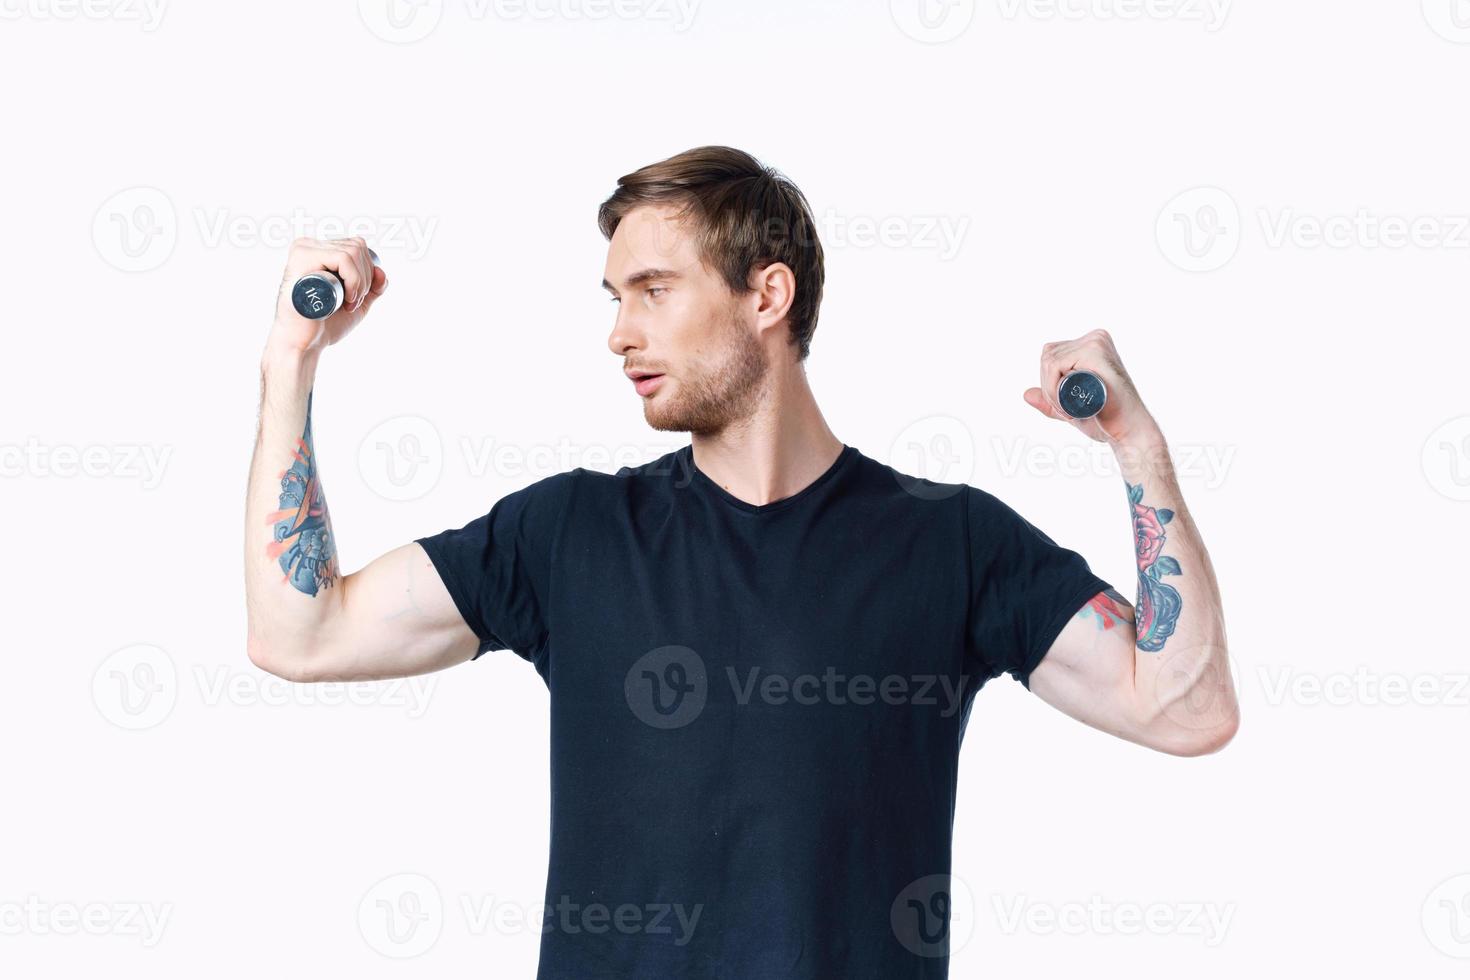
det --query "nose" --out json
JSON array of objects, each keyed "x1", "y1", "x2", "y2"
[{"x1": 607, "y1": 302, "x2": 644, "y2": 358}]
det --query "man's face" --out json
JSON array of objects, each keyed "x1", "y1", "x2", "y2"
[{"x1": 603, "y1": 205, "x2": 769, "y2": 436}]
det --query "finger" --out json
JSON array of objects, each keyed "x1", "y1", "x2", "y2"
[
  {"x1": 291, "y1": 240, "x2": 361, "y2": 300},
  {"x1": 327, "y1": 237, "x2": 371, "y2": 307},
  {"x1": 358, "y1": 267, "x2": 387, "y2": 308},
  {"x1": 368, "y1": 264, "x2": 387, "y2": 295},
  {"x1": 1023, "y1": 386, "x2": 1070, "y2": 421},
  {"x1": 352, "y1": 238, "x2": 373, "y2": 306},
  {"x1": 1039, "y1": 347, "x2": 1072, "y2": 419},
  {"x1": 355, "y1": 288, "x2": 382, "y2": 319},
  {"x1": 354, "y1": 262, "x2": 385, "y2": 310},
  {"x1": 330, "y1": 249, "x2": 364, "y2": 308}
]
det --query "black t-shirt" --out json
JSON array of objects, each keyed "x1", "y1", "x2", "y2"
[{"x1": 415, "y1": 442, "x2": 1112, "y2": 979}]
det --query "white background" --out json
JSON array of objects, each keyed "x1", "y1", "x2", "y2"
[{"x1": 3, "y1": 0, "x2": 1468, "y2": 975}]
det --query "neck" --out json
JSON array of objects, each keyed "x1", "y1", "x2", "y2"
[{"x1": 689, "y1": 359, "x2": 844, "y2": 508}]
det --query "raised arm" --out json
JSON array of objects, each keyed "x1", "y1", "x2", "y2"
[
  {"x1": 1021, "y1": 330, "x2": 1239, "y2": 756},
  {"x1": 244, "y1": 237, "x2": 479, "y2": 682}
]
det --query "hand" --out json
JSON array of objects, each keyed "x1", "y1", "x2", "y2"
[
  {"x1": 1023, "y1": 329, "x2": 1162, "y2": 447},
  {"x1": 266, "y1": 236, "x2": 388, "y2": 356}
]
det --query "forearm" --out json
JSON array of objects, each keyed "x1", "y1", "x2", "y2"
[
  {"x1": 244, "y1": 343, "x2": 344, "y2": 673},
  {"x1": 1112, "y1": 427, "x2": 1238, "y2": 750}
]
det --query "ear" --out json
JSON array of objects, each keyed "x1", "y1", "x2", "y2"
[{"x1": 749, "y1": 262, "x2": 796, "y2": 335}]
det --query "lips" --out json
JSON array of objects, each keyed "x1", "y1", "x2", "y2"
[{"x1": 631, "y1": 373, "x2": 665, "y2": 396}]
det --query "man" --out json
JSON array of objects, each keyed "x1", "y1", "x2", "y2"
[{"x1": 244, "y1": 146, "x2": 1238, "y2": 978}]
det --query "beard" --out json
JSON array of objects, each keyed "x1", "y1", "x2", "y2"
[{"x1": 644, "y1": 310, "x2": 769, "y2": 437}]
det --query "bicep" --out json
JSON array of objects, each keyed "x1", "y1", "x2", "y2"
[
  {"x1": 1026, "y1": 587, "x2": 1150, "y2": 744},
  {"x1": 309, "y1": 541, "x2": 479, "y2": 681}
]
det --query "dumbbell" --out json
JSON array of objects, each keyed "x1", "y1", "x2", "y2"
[
  {"x1": 1057, "y1": 370, "x2": 1107, "y2": 420},
  {"x1": 291, "y1": 248, "x2": 381, "y2": 320}
]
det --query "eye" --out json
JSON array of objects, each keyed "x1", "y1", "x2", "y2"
[
  {"x1": 646, "y1": 286, "x2": 667, "y2": 298},
  {"x1": 608, "y1": 295, "x2": 621, "y2": 304}
]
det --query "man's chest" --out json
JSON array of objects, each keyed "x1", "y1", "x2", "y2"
[{"x1": 545, "y1": 517, "x2": 973, "y2": 731}]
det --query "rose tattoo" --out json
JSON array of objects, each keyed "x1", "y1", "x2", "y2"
[{"x1": 1128, "y1": 481, "x2": 1182, "y2": 653}]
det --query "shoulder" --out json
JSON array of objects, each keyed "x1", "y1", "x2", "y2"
[
  {"x1": 485, "y1": 467, "x2": 583, "y2": 526},
  {"x1": 574, "y1": 446, "x2": 690, "y2": 495},
  {"x1": 858, "y1": 446, "x2": 978, "y2": 513},
  {"x1": 866, "y1": 449, "x2": 1043, "y2": 545}
]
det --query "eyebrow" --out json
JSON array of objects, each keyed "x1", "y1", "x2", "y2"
[{"x1": 601, "y1": 268, "x2": 683, "y2": 293}]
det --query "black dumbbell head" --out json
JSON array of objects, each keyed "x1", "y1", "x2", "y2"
[
  {"x1": 1057, "y1": 370, "x2": 1107, "y2": 420},
  {"x1": 291, "y1": 272, "x2": 344, "y2": 320}
]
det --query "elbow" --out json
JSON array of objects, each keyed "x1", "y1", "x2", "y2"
[
  {"x1": 1133, "y1": 644, "x2": 1240, "y2": 757},
  {"x1": 246, "y1": 631, "x2": 319, "y2": 683},
  {"x1": 1149, "y1": 708, "x2": 1239, "y2": 758},
  {"x1": 1130, "y1": 680, "x2": 1240, "y2": 757},
  {"x1": 1168, "y1": 713, "x2": 1238, "y2": 757}
]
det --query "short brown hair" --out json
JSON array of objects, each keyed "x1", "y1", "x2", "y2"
[{"x1": 597, "y1": 146, "x2": 825, "y2": 362}]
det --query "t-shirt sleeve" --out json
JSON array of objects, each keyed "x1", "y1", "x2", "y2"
[
  {"x1": 964, "y1": 485, "x2": 1115, "y2": 690},
  {"x1": 414, "y1": 470, "x2": 578, "y2": 665}
]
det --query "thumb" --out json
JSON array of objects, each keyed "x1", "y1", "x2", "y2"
[
  {"x1": 1023, "y1": 387, "x2": 1060, "y2": 418},
  {"x1": 1024, "y1": 386, "x2": 1075, "y2": 422}
]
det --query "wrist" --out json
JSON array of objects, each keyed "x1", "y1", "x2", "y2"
[
  {"x1": 1111, "y1": 421, "x2": 1169, "y2": 478},
  {"x1": 260, "y1": 336, "x2": 320, "y2": 380}
]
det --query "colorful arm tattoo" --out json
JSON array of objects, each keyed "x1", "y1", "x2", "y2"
[
  {"x1": 264, "y1": 390, "x2": 339, "y2": 596},
  {"x1": 1077, "y1": 586, "x2": 1135, "y2": 630},
  {"x1": 1128, "y1": 480, "x2": 1182, "y2": 652}
]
